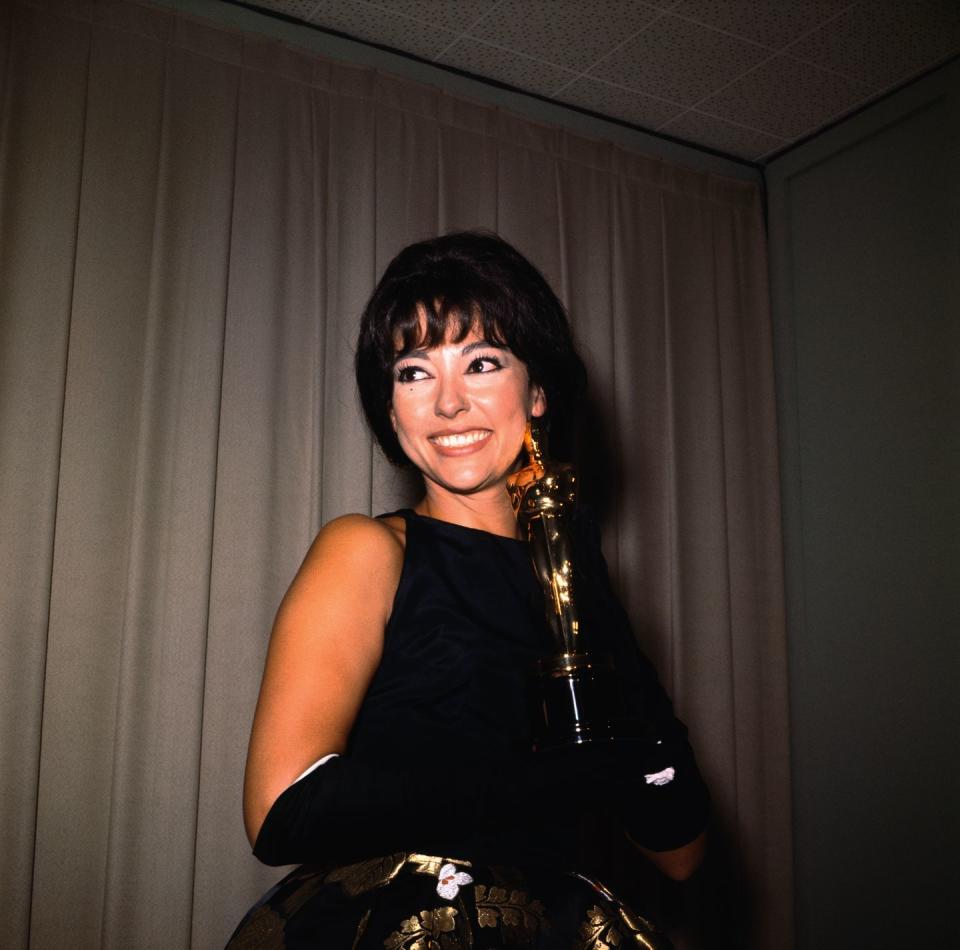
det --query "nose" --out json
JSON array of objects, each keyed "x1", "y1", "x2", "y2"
[{"x1": 434, "y1": 372, "x2": 469, "y2": 418}]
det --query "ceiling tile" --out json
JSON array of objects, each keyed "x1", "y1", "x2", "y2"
[
  {"x1": 437, "y1": 38, "x2": 580, "y2": 97},
  {"x1": 467, "y1": 0, "x2": 661, "y2": 72},
  {"x1": 673, "y1": 0, "x2": 851, "y2": 51},
  {"x1": 698, "y1": 53, "x2": 872, "y2": 140},
  {"x1": 227, "y1": 0, "x2": 960, "y2": 164},
  {"x1": 558, "y1": 76, "x2": 683, "y2": 129},
  {"x1": 383, "y1": 1, "x2": 499, "y2": 36},
  {"x1": 659, "y1": 108, "x2": 787, "y2": 160},
  {"x1": 305, "y1": 0, "x2": 458, "y2": 59},
  {"x1": 588, "y1": 13, "x2": 770, "y2": 105},
  {"x1": 789, "y1": 0, "x2": 960, "y2": 89}
]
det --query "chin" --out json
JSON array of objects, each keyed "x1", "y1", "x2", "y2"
[
  {"x1": 431, "y1": 466, "x2": 499, "y2": 495},
  {"x1": 440, "y1": 475, "x2": 494, "y2": 495}
]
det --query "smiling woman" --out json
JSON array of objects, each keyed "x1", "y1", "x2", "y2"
[
  {"x1": 356, "y1": 233, "x2": 587, "y2": 470},
  {"x1": 228, "y1": 232, "x2": 708, "y2": 949},
  {"x1": 388, "y1": 326, "x2": 545, "y2": 505}
]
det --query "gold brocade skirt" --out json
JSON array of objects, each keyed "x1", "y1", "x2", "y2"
[{"x1": 226, "y1": 852, "x2": 671, "y2": 949}]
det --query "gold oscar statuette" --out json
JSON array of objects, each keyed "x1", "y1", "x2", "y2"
[{"x1": 508, "y1": 424, "x2": 638, "y2": 751}]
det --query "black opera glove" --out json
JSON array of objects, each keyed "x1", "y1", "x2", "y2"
[
  {"x1": 536, "y1": 733, "x2": 709, "y2": 853},
  {"x1": 566, "y1": 512, "x2": 709, "y2": 852},
  {"x1": 252, "y1": 751, "x2": 611, "y2": 868},
  {"x1": 618, "y1": 737, "x2": 709, "y2": 852},
  {"x1": 252, "y1": 737, "x2": 706, "y2": 869},
  {"x1": 254, "y1": 756, "x2": 473, "y2": 867}
]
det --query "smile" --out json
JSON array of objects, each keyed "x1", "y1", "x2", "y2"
[{"x1": 429, "y1": 429, "x2": 491, "y2": 448}]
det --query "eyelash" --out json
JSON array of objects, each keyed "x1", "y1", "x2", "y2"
[
  {"x1": 394, "y1": 352, "x2": 504, "y2": 383},
  {"x1": 395, "y1": 364, "x2": 426, "y2": 383},
  {"x1": 468, "y1": 352, "x2": 504, "y2": 373}
]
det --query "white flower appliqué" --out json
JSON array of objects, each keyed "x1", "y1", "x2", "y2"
[
  {"x1": 436, "y1": 863, "x2": 473, "y2": 900},
  {"x1": 643, "y1": 766, "x2": 676, "y2": 786}
]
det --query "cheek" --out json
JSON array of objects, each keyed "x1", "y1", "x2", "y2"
[
  {"x1": 389, "y1": 390, "x2": 431, "y2": 446},
  {"x1": 492, "y1": 381, "x2": 535, "y2": 427}
]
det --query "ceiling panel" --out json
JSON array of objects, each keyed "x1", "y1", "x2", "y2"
[
  {"x1": 698, "y1": 52, "x2": 872, "y2": 141},
  {"x1": 294, "y1": 0, "x2": 459, "y2": 59},
  {"x1": 239, "y1": 0, "x2": 960, "y2": 164},
  {"x1": 789, "y1": 0, "x2": 960, "y2": 89},
  {"x1": 673, "y1": 0, "x2": 852, "y2": 51},
  {"x1": 437, "y1": 36, "x2": 580, "y2": 97},
  {"x1": 638, "y1": 0, "x2": 685, "y2": 9},
  {"x1": 386, "y1": 0, "x2": 498, "y2": 35},
  {"x1": 585, "y1": 14, "x2": 771, "y2": 106},
  {"x1": 659, "y1": 108, "x2": 788, "y2": 161},
  {"x1": 466, "y1": 0, "x2": 660, "y2": 72}
]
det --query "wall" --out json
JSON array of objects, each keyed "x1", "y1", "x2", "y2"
[{"x1": 767, "y1": 59, "x2": 960, "y2": 947}]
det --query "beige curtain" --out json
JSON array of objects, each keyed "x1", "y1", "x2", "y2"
[{"x1": 0, "y1": 1, "x2": 791, "y2": 947}]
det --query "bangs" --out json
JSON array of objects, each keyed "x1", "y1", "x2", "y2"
[{"x1": 390, "y1": 293, "x2": 508, "y2": 359}]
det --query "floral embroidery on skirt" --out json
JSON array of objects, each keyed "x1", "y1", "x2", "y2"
[{"x1": 226, "y1": 853, "x2": 671, "y2": 949}]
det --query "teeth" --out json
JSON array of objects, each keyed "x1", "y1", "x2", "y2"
[{"x1": 431, "y1": 430, "x2": 488, "y2": 447}]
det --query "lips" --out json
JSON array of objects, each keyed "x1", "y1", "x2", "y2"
[{"x1": 428, "y1": 429, "x2": 492, "y2": 450}]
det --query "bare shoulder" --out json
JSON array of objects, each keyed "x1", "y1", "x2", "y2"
[
  {"x1": 286, "y1": 513, "x2": 405, "y2": 620},
  {"x1": 313, "y1": 512, "x2": 404, "y2": 563},
  {"x1": 312, "y1": 512, "x2": 405, "y2": 557}
]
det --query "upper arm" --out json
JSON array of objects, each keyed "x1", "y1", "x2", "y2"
[{"x1": 242, "y1": 514, "x2": 403, "y2": 844}]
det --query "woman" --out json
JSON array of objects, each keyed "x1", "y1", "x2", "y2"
[{"x1": 229, "y1": 232, "x2": 708, "y2": 949}]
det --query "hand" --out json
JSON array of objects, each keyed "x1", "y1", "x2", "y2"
[
  {"x1": 512, "y1": 736, "x2": 677, "y2": 811},
  {"x1": 522, "y1": 737, "x2": 708, "y2": 853}
]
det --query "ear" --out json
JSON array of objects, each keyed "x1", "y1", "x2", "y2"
[
  {"x1": 530, "y1": 384, "x2": 547, "y2": 419},
  {"x1": 389, "y1": 403, "x2": 398, "y2": 432}
]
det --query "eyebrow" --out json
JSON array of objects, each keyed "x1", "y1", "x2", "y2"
[{"x1": 393, "y1": 340, "x2": 509, "y2": 364}]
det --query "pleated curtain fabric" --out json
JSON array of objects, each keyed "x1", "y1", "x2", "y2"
[{"x1": 0, "y1": 1, "x2": 792, "y2": 947}]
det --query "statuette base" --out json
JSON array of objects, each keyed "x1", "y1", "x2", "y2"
[{"x1": 531, "y1": 652, "x2": 645, "y2": 752}]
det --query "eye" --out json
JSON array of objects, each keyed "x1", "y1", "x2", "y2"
[
  {"x1": 466, "y1": 354, "x2": 504, "y2": 374},
  {"x1": 396, "y1": 363, "x2": 429, "y2": 383}
]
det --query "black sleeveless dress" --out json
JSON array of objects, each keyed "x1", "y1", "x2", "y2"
[{"x1": 226, "y1": 510, "x2": 680, "y2": 949}]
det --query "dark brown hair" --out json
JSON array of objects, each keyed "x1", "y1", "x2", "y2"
[{"x1": 355, "y1": 231, "x2": 587, "y2": 467}]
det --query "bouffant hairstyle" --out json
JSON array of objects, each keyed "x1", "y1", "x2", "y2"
[{"x1": 355, "y1": 231, "x2": 587, "y2": 467}]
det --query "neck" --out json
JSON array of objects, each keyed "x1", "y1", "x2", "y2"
[{"x1": 415, "y1": 483, "x2": 522, "y2": 540}]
